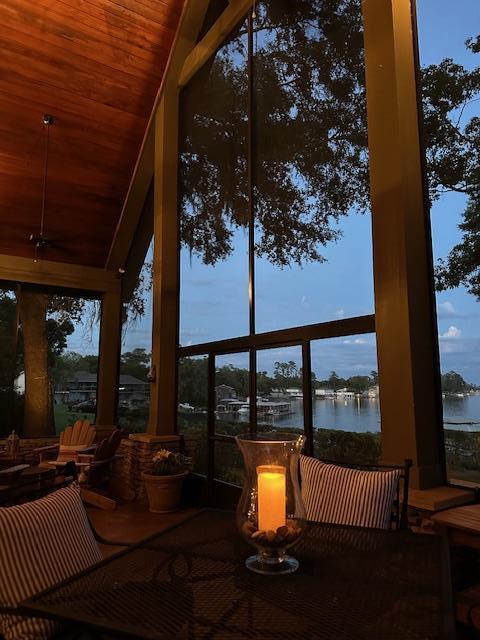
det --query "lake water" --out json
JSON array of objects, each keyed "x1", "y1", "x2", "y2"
[{"x1": 257, "y1": 394, "x2": 480, "y2": 432}]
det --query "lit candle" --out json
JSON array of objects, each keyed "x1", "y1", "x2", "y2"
[{"x1": 257, "y1": 465, "x2": 286, "y2": 532}]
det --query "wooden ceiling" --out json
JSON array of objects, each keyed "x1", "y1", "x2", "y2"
[{"x1": 0, "y1": 0, "x2": 184, "y2": 268}]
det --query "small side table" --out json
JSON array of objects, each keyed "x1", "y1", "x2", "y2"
[
  {"x1": 433, "y1": 505, "x2": 480, "y2": 630},
  {"x1": 432, "y1": 504, "x2": 480, "y2": 549}
]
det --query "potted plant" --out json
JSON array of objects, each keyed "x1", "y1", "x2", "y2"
[{"x1": 142, "y1": 449, "x2": 191, "y2": 513}]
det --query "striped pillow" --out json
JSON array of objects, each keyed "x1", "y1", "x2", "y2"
[
  {"x1": 300, "y1": 455, "x2": 400, "y2": 529},
  {"x1": 0, "y1": 484, "x2": 102, "y2": 640}
]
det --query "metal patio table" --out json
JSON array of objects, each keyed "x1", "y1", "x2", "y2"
[{"x1": 20, "y1": 509, "x2": 454, "y2": 640}]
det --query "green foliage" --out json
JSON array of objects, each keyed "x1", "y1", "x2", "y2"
[
  {"x1": 178, "y1": 357, "x2": 208, "y2": 408},
  {"x1": 420, "y1": 37, "x2": 480, "y2": 298},
  {"x1": 180, "y1": 0, "x2": 480, "y2": 302},
  {"x1": 180, "y1": 0, "x2": 369, "y2": 268},
  {"x1": 445, "y1": 429, "x2": 480, "y2": 483},
  {"x1": 314, "y1": 428, "x2": 380, "y2": 465},
  {"x1": 345, "y1": 375, "x2": 371, "y2": 393},
  {"x1": 177, "y1": 358, "x2": 381, "y2": 408},
  {"x1": 273, "y1": 361, "x2": 300, "y2": 391},
  {"x1": 257, "y1": 370, "x2": 273, "y2": 395},
  {"x1": 50, "y1": 352, "x2": 99, "y2": 387},
  {"x1": 120, "y1": 348, "x2": 150, "y2": 381},
  {"x1": 216, "y1": 364, "x2": 249, "y2": 398},
  {"x1": 441, "y1": 370, "x2": 471, "y2": 393},
  {"x1": 436, "y1": 200, "x2": 480, "y2": 298},
  {"x1": 150, "y1": 449, "x2": 191, "y2": 475},
  {"x1": 45, "y1": 318, "x2": 74, "y2": 366},
  {"x1": 0, "y1": 291, "x2": 18, "y2": 394}
]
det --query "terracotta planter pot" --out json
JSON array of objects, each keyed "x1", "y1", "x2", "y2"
[{"x1": 142, "y1": 471, "x2": 188, "y2": 513}]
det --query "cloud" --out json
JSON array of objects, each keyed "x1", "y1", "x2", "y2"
[
  {"x1": 437, "y1": 301, "x2": 464, "y2": 319},
  {"x1": 438, "y1": 301, "x2": 456, "y2": 316},
  {"x1": 188, "y1": 278, "x2": 215, "y2": 287},
  {"x1": 301, "y1": 295, "x2": 310, "y2": 310},
  {"x1": 179, "y1": 329, "x2": 210, "y2": 345},
  {"x1": 441, "y1": 325, "x2": 461, "y2": 339},
  {"x1": 343, "y1": 338, "x2": 367, "y2": 345},
  {"x1": 335, "y1": 308, "x2": 345, "y2": 319}
]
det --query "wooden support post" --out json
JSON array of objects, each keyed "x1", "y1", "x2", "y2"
[
  {"x1": 96, "y1": 290, "x2": 122, "y2": 426},
  {"x1": 363, "y1": 0, "x2": 444, "y2": 488},
  {"x1": 148, "y1": 0, "x2": 210, "y2": 435}
]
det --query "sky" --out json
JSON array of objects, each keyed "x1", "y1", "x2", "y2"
[{"x1": 66, "y1": 1, "x2": 480, "y2": 382}]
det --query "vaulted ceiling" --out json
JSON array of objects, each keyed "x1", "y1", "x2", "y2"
[{"x1": 0, "y1": 0, "x2": 184, "y2": 268}]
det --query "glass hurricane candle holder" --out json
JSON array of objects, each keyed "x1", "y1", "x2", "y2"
[{"x1": 235, "y1": 432, "x2": 306, "y2": 575}]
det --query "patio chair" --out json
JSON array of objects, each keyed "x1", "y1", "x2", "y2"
[
  {"x1": 36, "y1": 420, "x2": 96, "y2": 466},
  {"x1": 0, "y1": 467, "x2": 134, "y2": 640},
  {"x1": 76, "y1": 429, "x2": 125, "y2": 510},
  {"x1": 300, "y1": 455, "x2": 412, "y2": 530}
]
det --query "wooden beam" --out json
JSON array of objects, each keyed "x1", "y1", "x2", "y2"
[
  {"x1": 106, "y1": 130, "x2": 154, "y2": 272},
  {"x1": 148, "y1": 0, "x2": 210, "y2": 435},
  {"x1": 121, "y1": 184, "x2": 154, "y2": 304},
  {"x1": 0, "y1": 254, "x2": 120, "y2": 293},
  {"x1": 363, "y1": 0, "x2": 444, "y2": 489},
  {"x1": 96, "y1": 290, "x2": 122, "y2": 426},
  {"x1": 179, "y1": 0, "x2": 251, "y2": 88}
]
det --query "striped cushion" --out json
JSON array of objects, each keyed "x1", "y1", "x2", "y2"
[
  {"x1": 300, "y1": 455, "x2": 400, "y2": 529},
  {"x1": 0, "y1": 484, "x2": 102, "y2": 640}
]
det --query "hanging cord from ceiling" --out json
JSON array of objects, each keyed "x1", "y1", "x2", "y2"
[
  {"x1": 31, "y1": 114, "x2": 55, "y2": 262},
  {"x1": 40, "y1": 114, "x2": 54, "y2": 240}
]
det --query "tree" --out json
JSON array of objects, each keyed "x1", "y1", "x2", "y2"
[
  {"x1": 346, "y1": 375, "x2": 370, "y2": 393},
  {"x1": 327, "y1": 371, "x2": 345, "y2": 391},
  {"x1": 120, "y1": 348, "x2": 151, "y2": 381},
  {"x1": 180, "y1": 3, "x2": 480, "y2": 308},
  {"x1": 216, "y1": 364, "x2": 249, "y2": 398},
  {"x1": 0, "y1": 291, "x2": 20, "y2": 435},
  {"x1": 441, "y1": 370, "x2": 469, "y2": 394},
  {"x1": 273, "y1": 361, "x2": 300, "y2": 392},
  {"x1": 180, "y1": 1, "x2": 369, "y2": 268},
  {"x1": 420, "y1": 37, "x2": 480, "y2": 297},
  {"x1": 257, "y1": 370, "x2": 273, "y2": 396},
  {"x1": 0, "y1": 288, "x2": 94, "y2": 437},
  {"x1": 178, "y1": 357, "x2": 208, "y2": 408}
]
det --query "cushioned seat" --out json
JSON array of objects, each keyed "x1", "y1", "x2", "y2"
[
  {"x1": 300, "y1": 455, "x2": 401, "y2": 529},
  {"x1": 0, "y1": 484, "x2": 103, "y2": 640}
]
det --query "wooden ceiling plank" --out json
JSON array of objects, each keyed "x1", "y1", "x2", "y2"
[
  {"x1": 83, "y1": 0, "x2": 182, "y2": 31},
  {"x1": 0, "y1": 148, "x2": 133, "y2": 189},
  {"x1": 51, "y1": 0, "x2": 178, "y2": 54},
  {"x1": 0, "y1": 36, "x2": 158, "y2": 116},
  {"x1": 0, "y1": 137, "x2": 137, "y2": 180},
  {"x1": 0, "y1": 2, "x2": 164, "y2": 78},
  {"x1": 0, "y1": 76, "x2": 146, "y2": 139}
]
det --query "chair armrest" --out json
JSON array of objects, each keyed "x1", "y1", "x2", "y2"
[
  {"x1": 77, "y1": 454, "x2": 95, "y2": 463},
  {"x1": 35, "y1": 444, "x2": 59, "y2": 462},
  {"x1": 35, "y1": 444, "x2": 59, "y2": 454},
  {"x1": 82, "y1": 446, "x2": 97, "y2": 454}
]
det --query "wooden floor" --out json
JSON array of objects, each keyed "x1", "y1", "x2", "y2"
[{"x1": 87, "y1": 501, "x2": 198, "y2": 557}]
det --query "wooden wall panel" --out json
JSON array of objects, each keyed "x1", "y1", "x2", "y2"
[{"x1": 0, "y1": 0, "x2": 184, "y2": 268}]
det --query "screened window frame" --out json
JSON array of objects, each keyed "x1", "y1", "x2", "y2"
[
  {"x1": 159, "y1": 0, "x2": 452, "y2": 492},
  {"x1": 176, "y1": 6, "x2": 380, "y2": 487}
]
